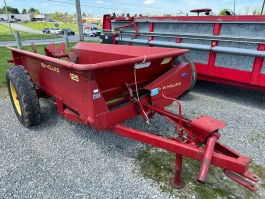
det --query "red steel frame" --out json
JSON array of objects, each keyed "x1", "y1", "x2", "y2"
[
  {"x1": 114, "y1": 104, "x2": 259, "y2": 191},
  {"x1": 7, "y1": 42, "x2": 259, "y2": 192},
  {"x1": 103, "y1": 15, "x2": 265, "y2": 91}
]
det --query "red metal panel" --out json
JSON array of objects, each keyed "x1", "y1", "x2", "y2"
[
  {"x1": 176, "y1": 38, "x2": 182, "y2": 43},
  {"x1": 191, "y1": 116, "x2": 225, "y2": 143},
  {"x1": 208, "y1": 23, "x2": 221, "y2": 74},
  {"x1": 145, "y1": 63, "x2": 192, "y2": 109},
  {"x1": 102, "y1": 14, "x2": 112, "y2": 30},
  {"x1": 194, "y1": 63, "x2": 207, "y2": 75},
  {"x1": 113, "y1": 33, "x2": 118, "y2": 44},
  {"x1": 251, "y1": 44, "x2": 265, "y2": 85},
  {"x1": 149, "y1": 22, "x2": 154, "y2": 47},
  {"x1": 197, "y1": 74, "x2": 265, "y2": 91},
  {"x1": 210, "y1": 66, "x2": 252, "y2": 83},
  {"x1": 259, "y1": 74, "x2": 265, "y2": 86}
]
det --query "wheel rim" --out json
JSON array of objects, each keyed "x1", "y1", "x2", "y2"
[{"x1": 10, "y1": 81, "x2": 22, "y2": 115}]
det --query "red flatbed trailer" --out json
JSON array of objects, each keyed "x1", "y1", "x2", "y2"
[
  {"x1": 5, "y1": 42, "x2": 258, "y2": 191},
  {"x1": 101, "y1": 14, "x2": 265, "y2": 91}
]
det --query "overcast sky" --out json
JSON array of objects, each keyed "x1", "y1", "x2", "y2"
[{"x1": 1, "y1": 0, "x2": 264, "y2": 15}]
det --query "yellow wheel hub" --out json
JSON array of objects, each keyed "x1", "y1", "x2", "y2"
[{"x1": 10, "y1": 81, "x2": 22, "y2": 115}]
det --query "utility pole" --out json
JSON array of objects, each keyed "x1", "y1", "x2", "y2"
[
  {"x1": 261, "y1": 0, "x2": 265, "y2": 15},
  {"x1": 75, "y1": 0, "x2": 84, "y2": 41},
  {"x1": 4, "y1": 0, "x2": 13, "y2": 35},
  {"x1": 233, "y1": 0, "x2": 236, "y2": 14}
]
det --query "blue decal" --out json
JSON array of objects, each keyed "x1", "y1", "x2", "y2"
[
  {"x1": 151, "y1": 88, "x2": 159, "y2": 96},
  {"x1": 181, "y1": 72, "x2": 188, "y2": 78}
]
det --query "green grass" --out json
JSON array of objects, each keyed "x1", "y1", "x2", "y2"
[
  {"x1": 23, "y1": 22, "x2": 79, "y2": 33},
  {"x1": 136, "y1": 146, "x2": 265, "y2": 199},
  {"x1": 0, "y1": 46, "x2": 12, "y2": 87},
  {"x1": 0, "y1": 24, "x2": 61, "y2": 41}
]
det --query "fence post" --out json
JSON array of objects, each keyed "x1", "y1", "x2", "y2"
[
  {"x1": 14, "y1": 31, "x2": 22, "y2": 49},
  {"x1": 64, "y1": 29, "x2": 69, "y2": 48}
]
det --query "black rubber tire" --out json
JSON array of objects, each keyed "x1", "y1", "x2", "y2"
[
  {"x1": 183, "y1": 54, "x2": 197, "y2": 89},
  {"x1": 6, "y1": 66, "x2": 41, "y2": 127}
]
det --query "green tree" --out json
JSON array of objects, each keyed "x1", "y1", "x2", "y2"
[
  {"x1": 0, "y1": 6, "x2": 19, "y2": 14},
  {"x1": 252, "y1": 8, "x2": 261, "y2": 15},
  {"x1": 63, "y1": 12, "x2": 71, "y2": 23},
  {"x1": 28, "y1": 7, "x2": 40, "y2": 14},
  {"x1": 51, "y1": 12, "x2": 64, "y2": 21},
  {"x1": 22, "y1": 8, "x2": 27, "y2": 14},
  {"x1": 219, "y1": 9, "x2": 229, "y2": 16}
]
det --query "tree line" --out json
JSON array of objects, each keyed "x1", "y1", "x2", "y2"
[
  {"x1": 1, "y1": 5, "x2": 263, "y2": 17},
  {"x1": 0, "y1": 6, "x2": 40, "y2": 14}
]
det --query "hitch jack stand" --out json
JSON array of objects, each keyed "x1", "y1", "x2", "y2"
[{"x1": 171, "y1": 154, "x2": 184, "y2": 189}]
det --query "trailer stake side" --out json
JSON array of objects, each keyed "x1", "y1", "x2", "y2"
[{"x1": 101, "y1": 14, "x2": 265, "y2": 91}]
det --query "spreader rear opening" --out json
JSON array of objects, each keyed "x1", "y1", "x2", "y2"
[
  {"x1": 96, "y1": 55, "x2": 189, "y2": 110},
  {"x1": 106, "y1": 89, "x2": 149, "y2": 110}
]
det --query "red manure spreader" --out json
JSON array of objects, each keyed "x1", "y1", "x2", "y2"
[{"x1": 6, "y1": 42, "x2": 258, "y2": 191}]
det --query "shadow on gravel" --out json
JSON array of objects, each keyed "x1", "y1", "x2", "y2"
[
  {"x1": 26, "y1": 86, "x2": 264, "y2": 199},
  {"x1": 192, "y1": 80, "x2": 265, "y2": 110},
  {"x1": 68, "y1": 108, "x2": 177, "y2": 163},
  {"x1": 179, "y1": 92, "x2": 197, "y2": 102},
  {"x1": 30, "y1": 99, "x2": 60, "y2": 132},
  {"x1": 71, "y1": 117, "x2": 145, "y2": 159}
]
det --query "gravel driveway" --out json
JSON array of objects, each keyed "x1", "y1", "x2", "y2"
[{"x1": 0, "y1": 81, "x2": 264, "y2": 198}]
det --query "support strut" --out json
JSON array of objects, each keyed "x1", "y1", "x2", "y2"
[{"x1": 171, "y1": 154, "x2": 184, "y2": 189}]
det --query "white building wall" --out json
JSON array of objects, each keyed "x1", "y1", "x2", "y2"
[{"x1": 0, "y1": 14, "x2": 33, "y2": 21}]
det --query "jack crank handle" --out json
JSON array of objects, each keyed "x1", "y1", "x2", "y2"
[{"x1": 197, "y1": 134, "x2": 218, "y2": 182}]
